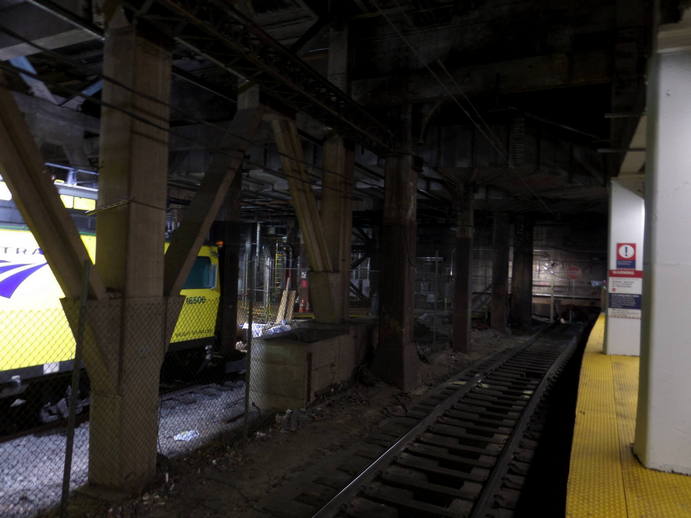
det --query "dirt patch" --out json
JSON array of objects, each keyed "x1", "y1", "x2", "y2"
[{"x1": 53, "y1": 327, "x2": 534, "y2": 518}]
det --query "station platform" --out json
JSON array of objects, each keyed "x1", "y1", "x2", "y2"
[{"x1": 566, "y1": 314, "x2": 691, "y2": 517}]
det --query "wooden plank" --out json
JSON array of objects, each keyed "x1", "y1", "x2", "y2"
[
  {"x1": 286, "y1": 290, "x2": 296, "y2": 321},
  {"x1": 0, "y1": 71, "x2": 105, "y2": 300},
  {"x1": 275, "y1": 288, "x2": 289, "y2": 323},
  {"x1": 164, "y1": 107, "x2": 263, "y2": 296}
]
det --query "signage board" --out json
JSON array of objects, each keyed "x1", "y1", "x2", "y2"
[
  {"x1": 616, "y1": 243, "x2": 636, "y2": 269},
  {"x1": 608, "y1": 269, "x2": 643, "y2": 319}
]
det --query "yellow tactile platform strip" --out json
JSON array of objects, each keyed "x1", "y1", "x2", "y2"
[{"x1": 566, "y1": 314, "x2": 691, "y2": 517}]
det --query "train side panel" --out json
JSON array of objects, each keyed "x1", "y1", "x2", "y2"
[
  {"x1": 169, "y1": 246, "x2": 220, "y2": 346},
  {"x1": 0, "y1": 228, "x2": 219, "y2": 382}
]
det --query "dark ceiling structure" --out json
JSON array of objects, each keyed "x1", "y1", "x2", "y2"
[{"x1": 0, "y1": 0, "x2": 657, "y2": 222}]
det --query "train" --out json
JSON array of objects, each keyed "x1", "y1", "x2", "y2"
[{"x1": 0, "y1": 224, "x2": 222, "y2": 427}]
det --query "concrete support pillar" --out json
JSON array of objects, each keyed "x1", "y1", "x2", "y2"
[
  {"x1": 605, "y1": 179, "x2": 644, "y2": 356},
  {"x1": 453, "y1": 186, "x2": 473, "y2": 353},
  {"x1": 490, "y1": 212, "x2": 510, "y2": 332},
  {"x1": 321, "y1": 136, "x2": 354, "y2": 321},
  {"x1": 215, "y1": 172, "x2": 242, "y2": 358},
  {"x1": 314, "y1": 23, "x2": 353, "y2": 322},
  {"x1": 90, "y1": 16, "x2": 173, "y2": 492},
  {"x1": 372, "y1": 154, "x2": 419, "y2": 390},
  {"x1": 510, "y1": 215, "x2": 534, "y2": 329},
  {"x1": 271, "y1": 116, "x2": 338, "y2": 322},
  {"x1": 634, "y1": 16, "x2": 691, "y2": 474}
]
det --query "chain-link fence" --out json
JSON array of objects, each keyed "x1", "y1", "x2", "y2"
[
  {"x1": 414, "y1": 255, "x2": 453, "y2": 351},
  {"x1": 1, "y1": 306, "x2": 89, "y2": 518},
  {"x1": 0, "y1": 249, "x2": 289, "y2": 517}
]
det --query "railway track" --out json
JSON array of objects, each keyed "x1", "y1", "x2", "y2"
[{"x1": 262, "y1": 323, "x2": 584, "y2": 518}]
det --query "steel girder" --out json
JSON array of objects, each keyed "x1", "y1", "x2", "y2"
[{"x1": 121, "y1": 0, "x2": 394, "y2": 153}]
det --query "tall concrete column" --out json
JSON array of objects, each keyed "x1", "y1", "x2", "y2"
[
  {"x1": 215, "y1": 172, "x2": 242, "y2": 358},
  {"x1": 453, "y1": 186, "x2": 473, "y2": 353},
  {"x1": 490, "y1": 212, "x2": 510, "y2": 332},
  {"x1": 605, "y1": 179, "x2": 644, "y2": 356},
  {"x1": 91, "y1": 14, "x2": 173, "y2": 492},
  {"x1": 510, "y1": 214, "x2": 534, "y2": 329},
  {"x1": 318, "y1": 24, "x2": 353, "y2": 322},
  {"x1": 634, "y1": 13, "x2": 691, "y2": 475},
  {"x1": 321, "y1": 137, "x2": 354, "y2": 321},
  {"x1": 372, "y1": 154, "x2": 419, "y2": 390}
]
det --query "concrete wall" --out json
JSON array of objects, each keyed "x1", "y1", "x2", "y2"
[
  {"x1": 605, "y1": 179, "x2": 645, "y2": 356},
  {"x1": 248, "y1": 322, "x2": 374, "y2": 410},
  {"x1": 530, "y1": 218, "x2": 607, "y2": 320},
  {"x1": 414, "y1": 215, "x2": 607, "y2": 320}
]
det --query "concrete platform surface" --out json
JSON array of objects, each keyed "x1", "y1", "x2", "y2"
[{"x1": 567, "y1": 314, "x2": 691, "y2": 517}]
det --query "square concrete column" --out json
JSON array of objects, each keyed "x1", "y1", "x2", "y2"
[
  {"x1": 453, "y1": 186, "x2": 473, "y2": 353},
  {"x1": 320, "y1": 136, "x2": 354, "y2": 322},
  {"x1": 634, "y1": 15, "x2": 691, "y2": 475},
  {"x1": 90, "y1": 15, "x2": 173, "y2": 493},
  {"x1": 490, "y1": 212, "x2": 510, "y2": 333},
  {"x1": 372, "y1": 154, "x2": 419, "y2": 390},
  {"x1": 604, "y1": 179, "x2": 644, "y2": 356},
  {"x1": 215, "y1": 172, "x2": 243, "y2": 358},
  {"x1": 510, "y1": 215, "x2": 534, "y2": 329}
]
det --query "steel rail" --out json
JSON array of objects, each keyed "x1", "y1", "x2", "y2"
[
  {"x1": 312, "y1": 326, "x2": 551, "y2": 518},
  {"x1": 468, "y1": 330, "x2": 578, "y2": 517}
]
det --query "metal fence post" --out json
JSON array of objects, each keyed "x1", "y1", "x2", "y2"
[
  {"x1": 244, "y1": 222, "x2": 260, "y2": 438},
  {"x1": 60, "y1": 260, "x2": 91, "y2": 518}
]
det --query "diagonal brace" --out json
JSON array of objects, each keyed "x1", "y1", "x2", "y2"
[{"x1": 164, "y1": 106, "x2": 264, "y2": 296}]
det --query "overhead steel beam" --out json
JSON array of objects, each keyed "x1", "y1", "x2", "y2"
[
  {"x1": 0, "y1": 1, "x2": 95, "y2": 59},
  {"x1": 120, "y1": 0, "x2": 394, "y2": 153},
  {"x1": 20, "y1": 2, "x2": 239, "y2": 107},
  {"x1": 352, "y1": 51, "x2": 611, "y2": 106},
  {"x1": 9, "y1": 56, "x2": 57, "y2": 103}
]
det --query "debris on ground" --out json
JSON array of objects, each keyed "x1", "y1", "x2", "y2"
[
  {"x1": 56, "y1": 327, "x2": 527, "y2": 518},
  {"x1": 173, "y1": 430, "x2": 200, "y2": 442}
]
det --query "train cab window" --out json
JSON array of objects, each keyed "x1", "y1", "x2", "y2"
[{"x1": 182, "y1": 257, "x2": 216, "y2": 290}]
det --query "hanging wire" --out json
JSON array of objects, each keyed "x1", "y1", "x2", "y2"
[
  {"x1": 0, "y1": 7, "x2": 553, "y2": 213},
  {"x1": 0, "y1": 22, "x2": 383, "y2": 193},
  {"x1": 0, "y1": 61, "x2": 378, "y2": 201},
  {"x1": 372, "y1": 0, "x2": 557, "y2": 216},
  {"x1": 0, "y1": 16, "x2": 446, "y2": 204}
]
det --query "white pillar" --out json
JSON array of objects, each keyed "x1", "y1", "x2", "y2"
[
  {"x1": 634, "y1": 12, "x2": 691, "y2": 475},
  {"x1": 604, "y1": 179, "x2": 644, "y2": 356}
]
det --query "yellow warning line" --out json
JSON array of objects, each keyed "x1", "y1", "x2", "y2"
[{"x1": 567, "y1": 314, "x2": 691, "y2": 518}]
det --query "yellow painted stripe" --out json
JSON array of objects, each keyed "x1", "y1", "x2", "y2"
[{"x1": 567, "y1": 314, "x2": 691, "y2": 517}]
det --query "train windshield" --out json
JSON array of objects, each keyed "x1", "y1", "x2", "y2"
[{"x1": 182, "y1": 257, "x2": 216, "y2": 290}]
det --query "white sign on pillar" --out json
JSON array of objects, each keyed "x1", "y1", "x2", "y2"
[{"x1": 605, "y1": 179, "x2": 645, "y2": 356}]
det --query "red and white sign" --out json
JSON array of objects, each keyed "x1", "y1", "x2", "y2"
[
  {"x1": 608, "y1": 269, "x2": 643, "y2": 278},
  {"x1": 566, "y1": 265, "x2": 582, "y2": 280},
  {"x1": 616, "y1": 243, "x2": 637, "y2": 269}
]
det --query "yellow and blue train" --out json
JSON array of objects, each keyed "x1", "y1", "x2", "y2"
[{"x1": 0, "y1": 224, "x2": 221, "y2": 425}]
